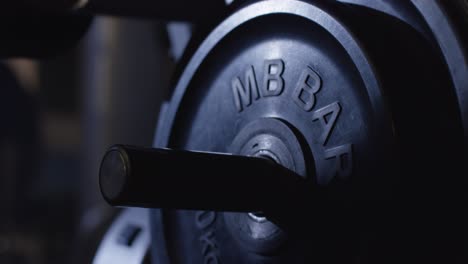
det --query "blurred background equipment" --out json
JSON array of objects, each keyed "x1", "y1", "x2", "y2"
[
  {"x1": 0, "y1": 14, "x2": 177, "y2": 264},
  {"x1": 0, "y1": 62, "x2": 40, "y2": 264}
]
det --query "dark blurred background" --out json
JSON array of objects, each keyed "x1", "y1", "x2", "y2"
[{"x1": 0, "y1": 16, "x2": 190, "y2": 264}]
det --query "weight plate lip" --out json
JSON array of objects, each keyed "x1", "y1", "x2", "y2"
[
  {"x1": 410, "y1": 0, "x2": 468, "y2": 150},
  {"x1": 338, "y1": 0, "x2": 434, "y2": 42},
  {"x1": 341, "y1": 0, "x2": 468, "y2": 152},
  {"x1": 155, "y1": 0, "x2": 393, "y2": 149}
]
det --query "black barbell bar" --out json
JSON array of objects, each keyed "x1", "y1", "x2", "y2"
[{"x1": 99, "y1": 144, "x2": 315, "y2": 215}]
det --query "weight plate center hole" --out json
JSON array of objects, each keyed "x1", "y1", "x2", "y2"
[{"x1": 247, "y1": 150, "x2": 280, "y2": 223}]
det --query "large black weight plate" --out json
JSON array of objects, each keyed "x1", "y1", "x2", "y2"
[
  {"x1": 151, "y1": 1, "x2": 465, "y2": 263},
  {"x1": 342, "y1": 0, "x2": 468, "y2": 153}
]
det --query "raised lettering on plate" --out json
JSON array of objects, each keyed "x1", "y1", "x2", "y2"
[
  {"x1": 231, "y1": 65, "x2": 259, "y2": 112},
  {"x1": 324, "y1": 144, "x2": 353, "y2": 179},
  {"x1": 262, "y1": 59, "x2": 285, "y2": 97},
  {"x1": 311, "y1": 102, "x2": 341, "y2": 146},
  {"x1": 292, "y1": 67, "x2": 321, "y2": 112}
]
